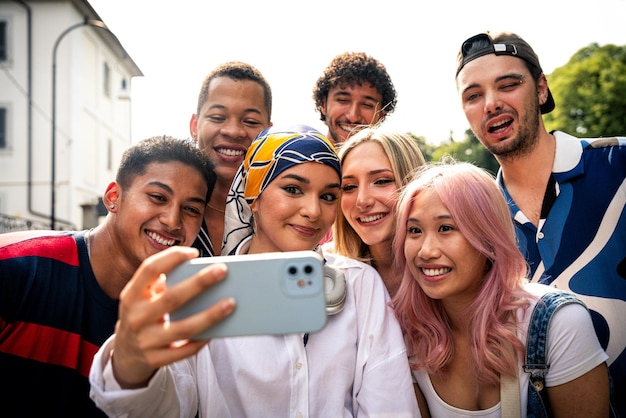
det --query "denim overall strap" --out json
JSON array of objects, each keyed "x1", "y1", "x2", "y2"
[{"x1": 524, "y1": 291, "x2": 585, "y2": 418}]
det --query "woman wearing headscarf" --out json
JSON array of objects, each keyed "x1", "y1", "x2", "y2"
[{"x1": 89, "y1": 125, "x2": 421, "y2": 417}]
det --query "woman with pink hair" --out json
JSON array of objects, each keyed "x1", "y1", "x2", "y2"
[{"x1": 392, "y1": 160, "x2": 611, "y2": 417}]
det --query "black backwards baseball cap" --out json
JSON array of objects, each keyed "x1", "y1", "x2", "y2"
[{"x1": 456, "y1": 32, "x2": 555, "y2": 114}]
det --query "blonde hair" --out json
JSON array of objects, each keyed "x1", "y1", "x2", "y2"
[{"x1": 332, "y1": 127, "x2": 426, "y2": 264}]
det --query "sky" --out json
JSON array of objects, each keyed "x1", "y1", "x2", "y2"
[{"x1": 89, "y1": 0, "x2": 626, "y2": 146}]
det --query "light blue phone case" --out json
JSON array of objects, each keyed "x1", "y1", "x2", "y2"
[{"x1": 166, "y1": 251, "x2": 328, "y2": 339}]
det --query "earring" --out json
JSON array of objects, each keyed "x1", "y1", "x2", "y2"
[{"x1": 109, "y1": 204, "x2": 115, "y2": 209}]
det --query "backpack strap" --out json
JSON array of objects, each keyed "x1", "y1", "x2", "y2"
[{"x1": 523, "y1": 291, "x2": 585, "y2": 417}]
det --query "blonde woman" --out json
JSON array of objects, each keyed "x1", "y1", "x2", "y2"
[{"x1": 327, "y1": 127, "x2": 426, "y2": 297}]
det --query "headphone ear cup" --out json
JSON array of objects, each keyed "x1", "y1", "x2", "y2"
[{"x1": 323, "y1": 265, "x2": 346, "y2": 315}]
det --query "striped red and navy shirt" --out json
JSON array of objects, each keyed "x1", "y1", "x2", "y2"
[{"x1": 0, "y1": 230, "x2": 118, "y2": 417}]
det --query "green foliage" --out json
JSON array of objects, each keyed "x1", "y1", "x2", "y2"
[
  {"x1": 544, "y1": 43, "x2": 626, "y2": 137},
  {"x1": 429, "y1": 129, "x2": 500, "y2": 176},
  {"x1": 406, "y1": 132, "x2": 437, "y2": 162}
]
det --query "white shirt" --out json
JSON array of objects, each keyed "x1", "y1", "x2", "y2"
[
  {"x1": 89, "y1": 251, "x2": 420, "y2": 417},
  {"x1": 413, "y1": 283, "x2": 609, "y2": 418}
]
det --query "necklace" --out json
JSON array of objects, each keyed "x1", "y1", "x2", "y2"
[{"x1": 207, "y1": 203, "x2": 225, "y2": 213}]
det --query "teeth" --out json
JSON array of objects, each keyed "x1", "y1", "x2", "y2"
[
  {"x1": 339, "y1": 124, "x2": 361, "y2": 133},
  {"x1": 147, "y1": 231, "x2": 176, "y2": 246},
  {"x1": 491, "y1": 119, "x2": 510, "y2": 129},
  {"x1": 358, "y1": 213, "x2": 385, "y2": 223},
  {"x1": 217, "y1": 148, "x2": 244, "y2": 157},
  {"x1": 422, "y1": 267, "x2": 450, "y2": 277}
]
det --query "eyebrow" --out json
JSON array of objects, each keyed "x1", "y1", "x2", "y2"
[
  {"x1": 407, "y1": 214, "x2": 453, "y2": 224},
  {"x1": 342, "y1": 168, "x2": 393, "y2": 180},
  {"x1": 148, "y1": 181, "x2": 206, "y2": 205},
  {"x1": 282, "y1": 173, "x2": 341, "y2": 190},
  {"x1": 461, "y1": 72, "x2": 525, "y2": 96},
  {"x1": 207, "y1": 103, "x2": 264, "y2": 116},
  {"x1": 497, "y1": 73, "x2": 524, "y2": 83},
  {"x1": 332, "y1": 90, "x2": 380, "y2": 103}
]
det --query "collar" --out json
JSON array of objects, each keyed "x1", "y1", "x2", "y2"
[
  {"x1": 552, "y1": 131, "x2": 585, "y2": 181},
  {"x1": 233, "y1": 236, "x2": 253, "y2": 255}
]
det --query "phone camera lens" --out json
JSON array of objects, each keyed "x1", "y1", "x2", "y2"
[
  {"x1": 304, "y1": 265, "x2": 313, "y2": 274},
  {"x1": 289, "y1": 266, "x2": 298, "y2": 275}
]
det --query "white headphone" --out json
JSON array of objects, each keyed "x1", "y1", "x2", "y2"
[{"x1": 323, "y1": 265, "x2": 346, "y2": 315}]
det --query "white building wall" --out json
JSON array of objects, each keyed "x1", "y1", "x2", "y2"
[
  {"x1": 0, "y1": 5, "x2": 25, "y2": 220},
  {"x1": 0, "y1": 0, "x2": 140, "y2": 231}
]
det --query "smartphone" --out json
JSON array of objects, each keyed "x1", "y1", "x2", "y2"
[{"x1": 166, "y1": 251, "x2": 328, "y2": 339}]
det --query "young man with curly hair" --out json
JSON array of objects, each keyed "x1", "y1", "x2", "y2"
[{"x1": 312, "y1": 52, "x2": 397, "y2": 145}]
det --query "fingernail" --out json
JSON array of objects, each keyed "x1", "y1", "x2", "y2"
[
  {"x1": 212, "y1": 263, "x2": 228, "y2": 278},
  {"x1": 222, "y1": 297, "x2": 236, "y2": 313},
  {"x1": 185, "y1": 247, "x2": 200, "y2": 257}
]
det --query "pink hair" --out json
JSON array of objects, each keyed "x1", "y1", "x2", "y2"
[{"x1": 391, "y1": 161, "x2": 531, "y2": 385}]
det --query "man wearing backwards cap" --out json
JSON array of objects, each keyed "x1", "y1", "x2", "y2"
[{"x1": 456, "y1": 31, "x2": 626, "y2": 413}]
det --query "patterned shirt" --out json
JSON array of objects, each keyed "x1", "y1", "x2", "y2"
[
  {"x1": 192, "y1": 221, "x2": 215, "y2": 257},
  {"x1": 497, "y1": 131, "x2": 626, "y2": 397}
]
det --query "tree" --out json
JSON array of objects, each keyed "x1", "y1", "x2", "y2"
[
  {"x1": 430, "y1": 129, "x2": 500, "y2": 176},
  {"x1": 544, "y1": 43, "x2": 626, "y2": 137},
  {"x1": 407, "y1": 132, "x2": 437, "y2": 162}
]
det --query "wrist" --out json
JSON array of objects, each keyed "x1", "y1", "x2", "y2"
[{"x1": 110, "y1": 349, "x2": 157, "y2": 389}]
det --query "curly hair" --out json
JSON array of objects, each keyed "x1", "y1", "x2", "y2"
[
  {"x1": 195, "y1": 61, "x2": 272, "y2": 123},
  {"x1": 312, "y1": 52, "x2": 397, "y2": 122}
]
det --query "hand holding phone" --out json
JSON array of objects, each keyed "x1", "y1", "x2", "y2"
[{"x1": 166, "y1": 251, "x2": 328, "y2": 339}]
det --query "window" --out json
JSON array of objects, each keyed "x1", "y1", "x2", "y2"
[
  {"x1": 0, "y1": 21, "x2": 7, "y2": 61},
  {"x1": 118, "y1": 78, "x2": 130, "y2": 100},
  {"x1": 103, "y1": 62, "x2": 110, "y2": 97},
  {"x1": 0, "y1": 108, "x2": 6, "y2": 149}
]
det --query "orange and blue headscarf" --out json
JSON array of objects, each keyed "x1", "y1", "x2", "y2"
[{"x1": 222, "y1": 125, "x2": 341, "y2": 254}]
